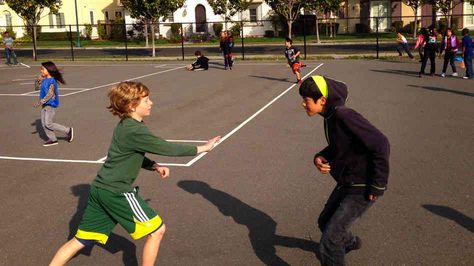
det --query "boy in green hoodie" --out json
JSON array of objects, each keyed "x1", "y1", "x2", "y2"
[{"x1": 49, "y1": 81, "x2": 220, "y2": 266}]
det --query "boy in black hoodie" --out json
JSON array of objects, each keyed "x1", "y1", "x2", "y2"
[
  {"x1": 299, "y1": 76, "x2": 390, "y2": 266},
  {"x1": 186, "y1": 50, "x2": 209, "y2": 71}
]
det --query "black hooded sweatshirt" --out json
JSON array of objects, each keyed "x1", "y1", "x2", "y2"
[{"x1": 315, "y1": 77, "x2": 390, "y2": 196}]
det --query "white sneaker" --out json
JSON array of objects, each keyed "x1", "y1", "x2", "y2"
[
  {"x1": 441, "y1": 73, "x2": 446, "y2": 77},
  {"x1": 463, "y1": 76, "x2": 469, "y2": 79},
  {"x1": 452, "y1": 72, "x2": 458, "y2": 77}
]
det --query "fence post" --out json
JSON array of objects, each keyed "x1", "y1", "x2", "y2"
[
  {"x1": 124, "y1": 23, "x2": 128, "y2": 61},
  {"x1": 241, "y1": 21, "x2": 245, "y2": 60},
  {"x1": 303, "y1": 18, "x2": 307, "y2": 60},
  {"x1": 181, "y1": 23, "x2": 185, "y2": 61},
  {"x1": 68, "y1": 25, "x2": 75, "y2": 61},
  {"x1": 376, "y1": 17, "x2": 379, "y2": 59},
  {"x1": 32, "y1": 26, "x2": 37, "y2": 61}
]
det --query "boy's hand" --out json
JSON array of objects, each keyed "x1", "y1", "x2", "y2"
[
  {"x1": 197, "y1": 136, "x2": 221, "y2": 153},
  {"x1": 33, "y1": 102, "x2": 42, "y2": 108},
  {"x1": 314, "y1": 156, "x2": 330, "y2": 174},
  {"x1": 368, "y1": 194, "x2": 378, "y2": 201},
  {"x1": 154, "y1": 165, "x2": 170, "y2": 178}
]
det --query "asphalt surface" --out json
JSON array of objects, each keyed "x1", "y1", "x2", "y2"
[
  {"x1": 0, "y1": 60, "x2": 472, "y2": 265},
  {"x1": 9, "y1": 42, "x2": 398, "y2": 60}
]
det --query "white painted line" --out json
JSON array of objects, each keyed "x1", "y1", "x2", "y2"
[
  {"x1": 0, "y1": 156, "x2": 188, "y2": 167},
  {"x1": 20, "y1": 63, "x2": 31, "y2": 68},
  {"x1": 20, "y1": 82, "x2": 34, "y2": 85},
  {"x1": 21, "y1": 91, "x2": 39, "y2": 95},
  {"x1": 185, "y1": 63, "x2": 324, "y2": 167},
  {"x1": 13, "y1": 78, "x2": 34, "y2": 81},
  {"x1": 154, "y1": 64, "x2": 168, "y2": 68},
  {"x1": 0, "y1": 94, "x2": 38, "y2": 97},
  {"x1": 96, "y1": 156, "x2": 107, "y2": 162},
  {"x1": 61, "y1": 66, "x2": 184, "y2": 97},
  {"x1": 165, "y1": 139, "x2": 207, "y2": 143}
]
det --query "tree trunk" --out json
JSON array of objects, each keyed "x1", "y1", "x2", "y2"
[
  {"x1": 413, "y1": 8, "x2": 418, "y2": 39},
  {"x1": 144, "y1": 20, "x2": 149, "y2": 48},
  {"x1": 151, "y1": 20, "x2": 155, "y2": 57},
  {"x1": 315, "y1": 14, "x2": 321, "y2": 43},
  {"x1": 287, "y1": 20, "x2": 292, "y2": 38}
]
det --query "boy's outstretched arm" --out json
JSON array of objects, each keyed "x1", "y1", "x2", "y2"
[
  {"x1": 339, "y1": 109, "x2": 390, "y2": 198},
  {"x1": 197, "y1": 136, "x2": 221, "y2": 153}
]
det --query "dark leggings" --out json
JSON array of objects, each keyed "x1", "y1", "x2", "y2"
[{"x1": 420, "y1": 49, "x2": 436, "y2": 74}]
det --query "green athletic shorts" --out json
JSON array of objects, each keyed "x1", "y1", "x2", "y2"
[{"x1": 75, "y1": 185, "x2": 163, "y2": 244}]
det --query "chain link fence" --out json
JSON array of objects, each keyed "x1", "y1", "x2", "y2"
[{"x1": 1, "y1": 14, "x2": 473, "y2": 62}]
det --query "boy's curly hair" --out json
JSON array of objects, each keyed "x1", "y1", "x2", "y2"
[{"x1": 107, "y1": 81, "x2": 150, "y2": 119}]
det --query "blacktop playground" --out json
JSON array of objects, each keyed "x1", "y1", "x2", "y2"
[{"x1": 0, "y1": 58, "x2": 473, "y2": 266}]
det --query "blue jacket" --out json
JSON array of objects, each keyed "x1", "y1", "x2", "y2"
[{"x1": 39, "y1": 78, "x2": 59, "y2": 107}]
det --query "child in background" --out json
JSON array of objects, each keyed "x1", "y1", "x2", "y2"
[
  {"x1": 34, "y1": 61, "x2": 73, "y2": 146},
  {"x1": 298, "y1": 76, "x2": 390, "y2": 265},
  {"x1": 414, "y1": 28, "x2": 427, "y2": 62},
  {"x1": 419, "y1": 27, "x2": 439, "y2": 77},
  {"x1": 440, "y1": 28, "x2": 460, "y2": 77},
  {"x1": 49, "y1": 81, "x2": 220, "y2": 266},
  {"x1": 2, "y1": 31, "x2": 18, "y2": 65},
  {"x1": 186, "y1": 50, "x2": 209, "y2": 71},
  {"x1": 284, "y1": 37, "x2": 303, "y2": 84},
  {"x1": 396, "y1": 31, "x2": 414, "y2": 59},
  {"x1": 461, "y1": 28, "x2": 473, "y2": 79}
]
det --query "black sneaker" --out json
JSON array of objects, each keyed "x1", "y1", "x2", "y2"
[
  {"x1": 345, "y1": 236, "x2": 362, "y2": 254},
  {"x1": 43, "y1": 140, "x2": 58, "y2": 147},
  {"x1": 67, "y1": 128, "x2": 74, "y2": 142}
]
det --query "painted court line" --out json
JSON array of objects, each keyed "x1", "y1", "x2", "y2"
[
  {"x1": 0, "y1": 156, "x2": 188, "y2": 167},
  {"x1": 185, "y1": 63, "x2": 324, "y2": 167},
  {"x1": 61, "y1": 66, "x2": 184, "y2": 97}
]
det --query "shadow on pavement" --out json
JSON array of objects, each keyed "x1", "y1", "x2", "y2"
[
  {"x1": 31, "y1": 119, "x2": 48, "y2": 141},
  {"x1": 249, "y1": 75, "x2": 290, "y2": 83},
  {"x1": 408, "y1": 85, "x2": 474, "y2": 97},
  {"x1": 422, "y1": 204, "x2": 474, "y2": 233},
  {"x1": 178, "y1": 180, "x2": 320, "y2": 266},
  {"x1": 68, "y1": 184, "x2": 138, "y2": 266},
  {"x1": 370, "y1": 68, "x2": 420, "y2": 77}
]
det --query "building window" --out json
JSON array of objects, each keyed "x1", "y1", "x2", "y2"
[
  {"x1": 56, "y1": 13, "x2": 65, "y2": 28},
  {"x1": 105, "y1": 11, "x2": 109, "y2": 20},
  {"x1": 115, "y1": 11, "x2": 122, "y2": 19},
  {"x1": 249, "y1": 7, "x2": 257, "y2": 22},
  {"x1": 90, "y1": 11, "x2": 95, "y2": 25},
  {"x1": 3, "y1": 11, "x2": 11, "y2": 27},
  {"x1": 49, "y1": 13, "x2": 54, "y2": 28},
  {"x1": 465, "y1": 2, "x2": 474, "y2": 26},
  {"x1": 167, "y1": 12, "x2": 174, "y2": 22}
]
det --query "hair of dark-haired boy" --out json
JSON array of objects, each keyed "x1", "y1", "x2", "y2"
[
  {"x1": 41, "y1": 61, "x2": 66, "y2": 84},
  {"x1": 299, "y1": 78, "x2": 323, "y2": 102},
  {"x1": 446, "y1": 27, "x2": 452, "y2": 33},
  {"x1": 462, "y1": 28, "x2": 469, "y2": 35},
  {"x1": 194, "y1": 50, "x2": 202, "y2": 56},
  {"x1": 285, "y1": 37, "x2": 292, "y2": 44}
]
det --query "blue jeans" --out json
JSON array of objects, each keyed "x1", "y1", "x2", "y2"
[
  {"x1": 464, "y1": 54, "x2": 473, "y2": 79},
  {"x1": 318, "y1": 187, "x2": 374, "y2": 266},
  {"x1": 5, "y1": 48, "x2": 17, "y2": 65},
  {"x1": 442, "y1": 51, "x2": 457, "y2": 73}
]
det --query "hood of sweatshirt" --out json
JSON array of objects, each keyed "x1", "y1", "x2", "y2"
[{"x1": 321, "y1": 77, "x2": 349, "y2": 118}]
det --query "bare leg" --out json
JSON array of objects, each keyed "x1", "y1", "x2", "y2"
[
  {"x1": 142, "y1": 225, "x2": 166, "y2": 266},
  {"x1": 296, "y1": 71, "x2": 301, "y2": 81},
  {"x1": 49, "y1": 238, "x2": 85, "y2": 266}
]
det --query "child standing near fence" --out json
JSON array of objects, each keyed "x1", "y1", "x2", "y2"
[
  {"x1": 34, "y1": 61, "x2": 73, "y2": 146},
  {"x1": 440, "y1": 28, "x2": 460, "y2": 77},
  {"x1": 461, "y1": 28, "x2": 473, "y2": 80},
  {"x1": 2, "y1": 31, "x2": 18, "y2": 65},
  {"x1": 395, "y1": 31, "x2": 414, "y2": 59}
]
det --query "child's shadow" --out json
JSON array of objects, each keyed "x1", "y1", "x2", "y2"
[
  {"x1": 69, "y1": 184, "x2": 138, "y2": 266},
  {"x1": 31, "y1": 119, "x2": 48, "y2": 141},
  {"x1": 178, "y1": 180, "x2": 320, "y2": 266}
]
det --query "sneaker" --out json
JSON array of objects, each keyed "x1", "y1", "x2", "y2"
[
  {"x1": 452, "y1": 72, "x2": 458, "y2": 77},
  {"x1": 463, "y1": 76, "x2": 469, "y2": 79},
  {"x1": 345, "y1": 236, "x2": 362, "y2": 254},
  {"x1": 67, "y1": 127, "x2": 74, "y2": 142},
  {"x1": 441, "y1": 73, "x2": 446, "y2": 77},
  {"x1": 43, "y1": 140, "x2": 58, "y2": 147}
]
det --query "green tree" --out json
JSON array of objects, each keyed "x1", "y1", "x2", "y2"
[
  {"x1": 402, "y1": 0, "x2": 424, "y2": 37},
  {"x1": 265, "y1": 0, "x2": 307, "y2": 38},
  {"x1": 435, "y1": 0, "x2": 473, "y2": 29},
  {"x1": 5, "y1": 0, "x2": 61, "y2": 58},
  {"x1": 122, "y1": 0, "x2": 185, "y2": 57},
  {"x1": 207, "y1": 0, "x2": 254, "y2": 19}
]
